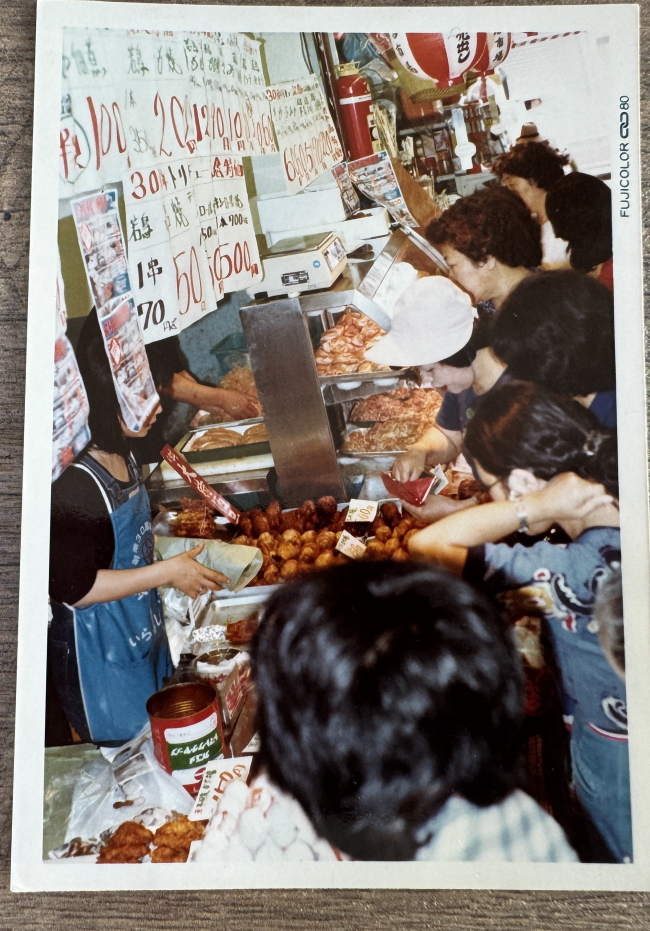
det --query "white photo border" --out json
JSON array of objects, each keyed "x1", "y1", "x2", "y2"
[{"x1": 12, "y1": 0, "x2": 647, "y2": 892}]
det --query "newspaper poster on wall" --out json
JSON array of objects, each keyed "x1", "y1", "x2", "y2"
[
  {"x1": 52, "y1": 261, "x2": 90, "y2": 481},
  {"x1": 266, "y1": 74, "x2": 344, "y2": 193},
  {"x1": 71, "y1": 189, "x2": 160, "y2": 429},
  {"x1": 347, "y1": 150, "x2": 417, "y2": 227}
]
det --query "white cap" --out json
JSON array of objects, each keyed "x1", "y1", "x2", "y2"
[{"x1": 364, "y1": 276, "x2": 476, "y2": 367}]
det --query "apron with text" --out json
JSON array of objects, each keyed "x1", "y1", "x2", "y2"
[{"x1": 49, "y1": 453, "x2": 172, "y2": 745}]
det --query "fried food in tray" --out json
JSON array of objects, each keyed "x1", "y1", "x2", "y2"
[
  {"x1": 314, "y1": 309, "x2": 390, "y2": 376},
  {"x1": 185, "y1": 422, "x2": 269, "y2": 453},
  {"x1": 96, "y1": 820, "x2": 154, "y2": 864},
  {"x1": 343, "y1": 419, "x2": 430, "y2": 454},
  {"x1": 153, "y1": 815, "x2": 204, "y2": 852},
  {"x1": 170, "y1": 497, "x2": 220, "y2": 539},
  {"x1": 351, "y1": 387, "x2": 443, "y2": 423}
]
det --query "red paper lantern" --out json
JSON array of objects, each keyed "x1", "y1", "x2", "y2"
[
  {"x1": 472, "y1": 32, "x2": 512, "y2": 74},
  {"x1": 391, "y1": 32, "x2": 484, "y2": 87}
]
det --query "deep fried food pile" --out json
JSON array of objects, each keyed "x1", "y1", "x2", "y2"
[
  {"x1": 172, "y1": 497, "x2": 220, "y2": 539},
  {"x1": 96, "y1": 816, "x2": 205, "y2": 864},
  {"x1": 226, "y1": 615, "x2": 259, "y2": 644},
  {"x1": 192, "y1": 367, "x2": 260, "y2": 426},
  {"x1": 96, "y1": 820, "x2": 154, "y2": 864},
  {"x1": 351, "y1": 387, "x2": 443, "y2": 423},
  {"x1": 314, "y1": 309, "x2": 390, "y2": 376},
  {"x1": 233, "y1": 499, "x2": 426, "y2": 584}
]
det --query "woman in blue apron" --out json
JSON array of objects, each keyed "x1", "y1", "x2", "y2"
[{"x1": 49, "y1": 310, "x2": 229, "y2": 747}]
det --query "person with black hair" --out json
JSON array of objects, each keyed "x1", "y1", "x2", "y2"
[
  {"x1": 425, "y1": 186, "x2": 542, "y2": 315},
  {"x1": 490, "y1": 270, "x2": 617, "y2": 428},
  {"x1": 545, "y1": 173, "x2": 613, "y2": 291},
  {"x1": 493, "y1": 142, "x2": 571, "y2": 268},
  {"x1": 409, "y1": 382, "x2": 630, "y2": 862},
  {"x1": 49, "y1": 309, "x2": 229, "y2": 746},
  {"x1": 252, "y1": 561, "x2": 577, "y2": 862}
]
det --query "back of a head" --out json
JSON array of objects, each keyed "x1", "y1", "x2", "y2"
[
  {"x1": 426, "y1": 186, "x2": 542, "y2": 270},
  {"x1": 490, "y1": 270, "x2": 615, "y2": 396},
  {"x1": 493, "y1": 141, "x2": 570, "y2": 191},
  {"x1": 545, "y1": 172, "x2": 612, "y2": 272},
  {"x1": 75, "y1": 308, "x2": 128, "y2": 457},
  {"x1": 464, "y1": 380, "x2": 619, "y2": 498},
  {"x1": 252, "y1": 562, "x2": 524, "y2": 861}
]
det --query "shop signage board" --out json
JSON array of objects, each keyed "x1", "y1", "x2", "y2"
[
  {"x1": 71, "y1": 189, "x2": 160, "y2": 431},
  {"x1": 123, "y1": 154, "x2": 262, "y2": 343},
  {"x1": 266, "y1": 74, "x2": 344, "y2": 193},
  {"x1": 59, "y1": 28, "x2": 276, "y2": 198}
]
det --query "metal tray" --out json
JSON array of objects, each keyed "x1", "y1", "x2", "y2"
[
  {"x1": 317, "y1": 369, "x2": 408, "y2": 389},
  {"x1": 179, "y1": 422, "x2": 270, "y2": 464}
]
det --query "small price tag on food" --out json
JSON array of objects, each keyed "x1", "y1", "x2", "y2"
[
  {"x1": 336, "y1": 530, "x2": 367, "y2": 560},
  {"x1": 346, "y1": 499, "x2": 379, "y2": 523},
  {"x1": 189, "y1": 756, "x2": 253, "y2": 822},
  {"x1": 429, "y1": 464, "x2": 449, "y2": 495},
  {"x1": 160, "y1": 444, "x2": 240, "y2": 524}
]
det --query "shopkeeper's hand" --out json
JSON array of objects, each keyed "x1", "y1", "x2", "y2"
[
  {"x1": 163, "y1": 543, "x2": 231, "y2": 599},
  {"x1": 214, "y1": 390, "x2": 261, "y2": 421},
  {"x1": 392, "y1": 448, "x2": 428, "y2": 483}
]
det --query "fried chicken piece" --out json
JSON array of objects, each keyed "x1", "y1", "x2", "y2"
[
  {"x1": 301, "y1": 530, "x2": 317, "y2": 544},
  {"x1": 299, "y1": 543, "x2": 321, "y2": 564},
  {"x1": 279, "y1": 559, "x2": 300, "y2": 579},
  {"x1": 97, "y1": 844, "x2": 150, "y2": 864},
  {"x1": 316, "y1": 496, "x2": 338, "y2": 528},
  {"x1": 251, "y1": 511, "x2": 270, "y2": 537},
  {"x1": 315, "y1": 531, "x2": 337, "y2": 551},
  {"x1": 374, "y1": 525, "x2": 392, "y2": 544},
  {"x1": 277, "y1": 540, "x2": 301, "y2": 561},
  {"x1": 281, "y1": 529, "x2": 302, "y2": 544},
  {"x1": 265, "y1": 500, "x2": 283, "y2": 531},
  {"x1": 153, "y1": 816, "x2": 204, "y2": 850},
  {"x1": 297, "y1": 499, "x2": 318, "y2": 531},
  {"x1": 262, "y1": 564, "x2": 280, "y2": 585},
  {"x1": 239, "y1": 515, "x2": 253, "y2": 537},
  {"x1": 380, "y1": 502, "x2": 401, "y2": 529},
  {"x1": 365, "y1": 540, "x2": 387, "y2": 561},
  {"x1": 384, "y1": 537, "x2": 401, "y2": 556},
  {"x1": 314, "y1": 551, "x2": 335, "y2": 568},
  {"x1": 391, "y1": 548, "x2": 410, "y2": 563},
  {"x1": 393, "y1": 519, "x2": 412, "y2": 539},
  {"x1": 151, "y1": 846, "x2": 189, "y2": 863},
  {"x1": 108, "y1": 821, "x2": 154, "y2": 848},
  {"x1": 232, "y1": 535, "x2": 253, "y2": 546},
  {"x1": 257, "y1": 531, "x2": 277, "y2": 550}
]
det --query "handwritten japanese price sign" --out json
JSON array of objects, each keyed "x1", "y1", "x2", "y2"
[
  {"x1": 161, "y1": 445, "x2": 241, "y2": 524},
  {"x1": 266, "y1": 74, "x2": 344, "y2": 193},
  {"x1": 346, "y1": 499, "x2": 379, "y2": 523},
  {"x1": 190, "y1": 756, "x2": 252, "y2": 822},
  {"x1": 335, "y1": 530, "x2": 367, "y2": 560},
  {"x1": 60, "y1": 28, "x2": 276, "y2": 198},
  {"x1": 123, "y1": 154, "x2": 261, "y2": 343}
]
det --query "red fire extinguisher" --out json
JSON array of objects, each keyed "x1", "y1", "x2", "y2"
[{"x1": 334, "y1": 62, "x2": 376, "y2": 162}]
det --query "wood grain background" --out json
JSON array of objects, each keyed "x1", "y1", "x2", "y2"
[{"x1": 1, "y1": 1, "x2": 648, "y2": 926}]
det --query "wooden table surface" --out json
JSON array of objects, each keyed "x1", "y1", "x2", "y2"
[{"x1": 1, "y1": 1, "x2": 649, "y2": 927}]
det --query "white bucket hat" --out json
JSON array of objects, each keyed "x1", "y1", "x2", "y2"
[{"x1": 364, "y1": 276, "x2": 476, "y2": 367}]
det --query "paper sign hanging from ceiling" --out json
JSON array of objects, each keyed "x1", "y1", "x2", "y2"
[
  {"x1": 59, "y1": 28, "x2": 275, "y2": 198},
  {"x1": 123, "y1": 154, "x2": 261, "y2": 343},
  {"x1": 71, "y1": 189, "x2": 160, "y2": 430},
  {"x1": 52, "y1": 259, "x2": 91, "y2": 481},
  {"x1": 266, "y1": 75, "x2": 344, "y2": 193},
  {"x1": 347, "y1": 150, "x2": 417, "y2": 227}
]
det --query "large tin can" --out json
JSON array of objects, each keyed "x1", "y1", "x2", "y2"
[{"x1": 146, "y1": 682, "x2": 225, "y2": 796}]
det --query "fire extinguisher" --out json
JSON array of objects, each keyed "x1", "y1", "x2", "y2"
[{"x1": 334, "y1": 62, "x2": 376, "y2": 162}]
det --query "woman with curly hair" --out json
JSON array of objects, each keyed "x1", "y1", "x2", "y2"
[
  {"x1": 493, "y1": 141, "x2": 571, "y2": 268},
  {"x1": 425, "y1": 186, "x2": 542, "y2": 316}
]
